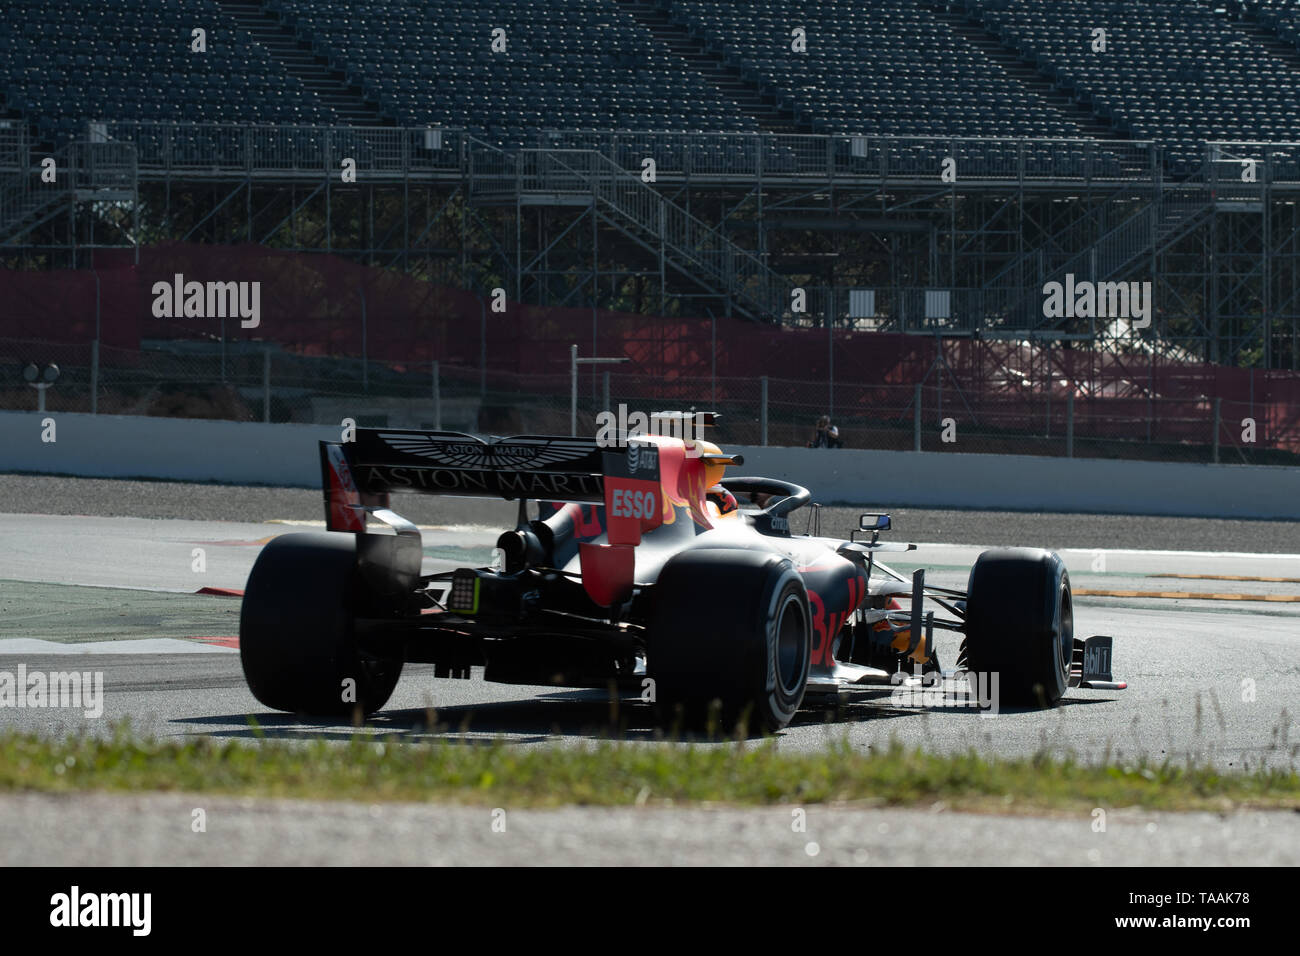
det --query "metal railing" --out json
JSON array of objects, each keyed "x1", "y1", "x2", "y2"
[
  {"x1": 1207, "y1": 141, "x2": 1300, "y2": 186},
  {"x1": 513, "y1": 148, "x2": 788, "y2": 322},
  {"x1": 4, "y1": 336, "x2": 1297, "y2": 464},
  {"x1": 0, "y1": 125, "x2": 29, "y2": 170},
  {"x1": 15, "y1": 123, "x2": 1300, "y2": 193},
  {"x1": 0, "y1": 184, "x2": 60, "y2": 243},
  {"x1": 0, "y1": 142, "x2": 70, "y2": 245},
  {"x1": 98, "y1": 122, "x2": 469, "y2": 177},
  {"x1": 69, "y1": 121, "x2": 1166, "y2": 186},
  {"x1": 978, "y1": 160, "x2": 1215, "y2": 327},
  {"x1": 67, "y1": 140, "x2": 138, "y2": 193},
  {"x1": 536, "y1": 130, "x2": 1157, "y2": 184},
  {"x1": 1034, "y1": 185, "x2": 1209, "y2": 286},
  {"x1": 0, "y1": 138, "x2": 137, "y2": 245}
]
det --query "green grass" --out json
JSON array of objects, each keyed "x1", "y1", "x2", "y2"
[{"x1": 2, "y1": 725, "x2": 1298, "y2": 813}]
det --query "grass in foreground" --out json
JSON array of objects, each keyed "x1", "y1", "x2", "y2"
[{"x1": 1, "y1": 726, "x2": 1297, "y2": 812}]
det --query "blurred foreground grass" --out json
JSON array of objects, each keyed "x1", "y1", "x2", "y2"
[{"x1": 2, "y1": 724, "x2": 1297, "y2": 812}]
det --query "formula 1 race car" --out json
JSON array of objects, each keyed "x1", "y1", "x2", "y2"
[{"x1": 238, "y1": 419, "x2": 1125, "y2": 731}]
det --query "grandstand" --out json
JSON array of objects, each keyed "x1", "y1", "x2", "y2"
[
  {"x1": 3, "y1": 0, "x2": 1300, "y2": 460},
  {"x1": 2, "y1": 0, "x2": 336, "y2": 138}
]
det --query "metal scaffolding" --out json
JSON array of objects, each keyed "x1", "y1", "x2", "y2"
[{"x1": 3, "y1": 123, "x2": 1300, "y2": 369}]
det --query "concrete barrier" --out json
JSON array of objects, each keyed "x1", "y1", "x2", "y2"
[
  {"x1": 730, "y1": 444, "x2": 1300, "y2": 519},
  {"x1": 1, "y1": 411, "x2": 334, "y2": 487},
  {"x1": 2, "y1": 411, "x2": 1296, "y2": 518}
]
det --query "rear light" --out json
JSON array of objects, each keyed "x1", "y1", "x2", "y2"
[{"x1": 449, "y1": 570, "x2": 480, "y2": 614}]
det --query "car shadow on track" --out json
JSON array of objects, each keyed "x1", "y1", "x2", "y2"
[
  {"x1": 805, "y1": 689, "x2": 1119, "y2": 724},
  {"x1": 174, "y1": 680, "x2": 1116, "y2": 743},
  {"x1": 174, "y1": 686, "x2": 929, "y2": 744}
]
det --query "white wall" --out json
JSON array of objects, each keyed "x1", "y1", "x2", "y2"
[
  {"x1": 2, "y1": 411, "x2": 1297, "y2": 518},
  {"x1": 730, "y1": 444, "x2": 1300, "y2": 519},
  {"x1": 1, "y1": 411, "x2": 336, "y2": 487}
]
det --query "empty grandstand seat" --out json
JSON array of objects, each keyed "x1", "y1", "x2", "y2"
[
  {"x1": 967, "y1": 0, "x2": 1300, "y2": 164},
  {"x1": 0, "y1": 0, "x2": 339, "y2": 141}
]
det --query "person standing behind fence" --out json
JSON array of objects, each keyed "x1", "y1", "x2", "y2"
[{"x1": 807, "y1": 414, "x2": 842, "y2": 448}]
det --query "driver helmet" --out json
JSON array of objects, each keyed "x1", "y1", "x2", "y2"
[{"x1": 706, "y1": 484, "x2": 739, "y2": 516}]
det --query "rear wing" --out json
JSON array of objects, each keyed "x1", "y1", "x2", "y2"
[{"x1": 320, "y1": 429, "x2": 661, "y2": 533}]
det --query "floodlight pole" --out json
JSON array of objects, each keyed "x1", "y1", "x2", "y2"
[
  {"x1": 25, "y1": 364, "x2": 59, "y2": 413},
  {"x1": 570, "y1": 344, "x2": 628, "y2": 436}
]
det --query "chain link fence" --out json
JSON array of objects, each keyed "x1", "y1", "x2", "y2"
[{"x1": 1, "y1": 336, "x2": 1296, "y2": 466}]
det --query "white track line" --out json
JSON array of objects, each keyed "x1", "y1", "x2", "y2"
[{"x1": 0, "y1": 638, "x2": 236, "y2": 655}]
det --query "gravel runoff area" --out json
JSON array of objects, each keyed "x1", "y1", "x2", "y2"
[{"x1": 4, "y1": 472, "x2": 1300, "y2": 554}]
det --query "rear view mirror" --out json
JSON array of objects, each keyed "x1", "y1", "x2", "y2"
[{"x1": 859, "y1": 513, "x2": 891, "y2": 532}]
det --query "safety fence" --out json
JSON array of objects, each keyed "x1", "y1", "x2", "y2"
[{"x1": 1, "y1": 336, "x2": 1294, "y2": 466}]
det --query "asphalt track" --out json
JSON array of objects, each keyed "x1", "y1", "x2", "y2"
[
  {"x1": 8, "y1": 472, "x2": 1300, "y2": 552},
  {"x1": 2, "y1": 476, "x2": 1297, "y2": 767},
  {"x1": 1, "y1": 473, "x2": 1298, "y2": 864}
]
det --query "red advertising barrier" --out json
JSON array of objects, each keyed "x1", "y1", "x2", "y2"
[{"x1": 3, "y1": 242, "x2": 1300, "y2": 449}]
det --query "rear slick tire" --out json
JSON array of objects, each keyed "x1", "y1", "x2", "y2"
[
  {"x1": 240, "y1": 532, "x2": 402, "y2": 718},
  {"x1": 649, "y1": 548, "x2": 811, "y2": 733}
]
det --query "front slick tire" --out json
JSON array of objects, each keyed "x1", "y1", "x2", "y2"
[
  {"x1": 240, "y1": 532, "x2": 402, "y2": 718},
  {"x1": 649, "y1": 549, "x2": 811, "y2": 734},
  {"x1": 963, "y1": 547, "x2": 1073, "y2": 708}
]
